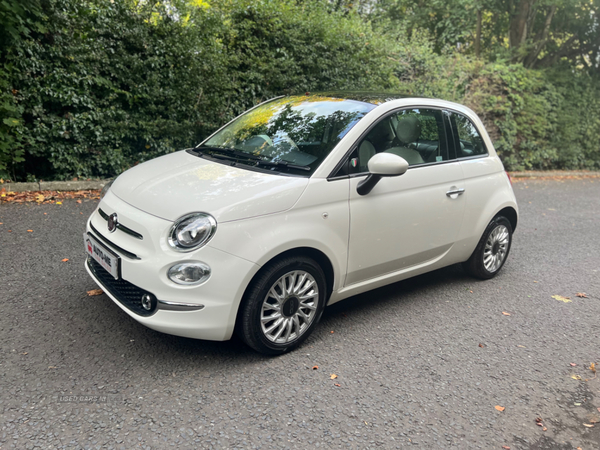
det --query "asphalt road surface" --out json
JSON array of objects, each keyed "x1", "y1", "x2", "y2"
[{"x1": 1, "y1": 178, "x2": 599, "y2": 450}]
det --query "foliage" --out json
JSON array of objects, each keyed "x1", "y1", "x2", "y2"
[
  {"x1": 0, "y1": 0, "x2": 46, "y2": 179},
  {"x1": 1, "y1": 0, "x2": 402, "y2": 180},
  {"x1": 0, "y1": 0, "x2": 599, "y2": 180},
  {"x1": 385, "y1": 33, "x2": 600, "y2": 170},
  {"x1": 368, "y1": 0, "x2": 600, "y2": 70}
]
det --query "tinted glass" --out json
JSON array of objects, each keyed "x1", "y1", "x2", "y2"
[
  {"x1": 201, "y1": 96, "x2": 375, "y2": 176},
  {"x1": 452, "y1": 113, "x2": 487, "y2": 157}
]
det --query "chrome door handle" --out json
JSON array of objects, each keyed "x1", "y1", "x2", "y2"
[{"x1": 446, "y1": 188, "x2": 465, "y2": 197}]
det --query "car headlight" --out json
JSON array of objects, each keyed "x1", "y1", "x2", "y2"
[
  {"x1": 100, "y1": 180, "x2": 114, "y2": 199},
  {"x1": 168, "y1": 212, "x2": 217, "y2": 252}
]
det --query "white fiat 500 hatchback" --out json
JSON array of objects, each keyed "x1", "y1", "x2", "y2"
[{"x1": 85, "y1": 93, "x2": 518, "y2": 354}]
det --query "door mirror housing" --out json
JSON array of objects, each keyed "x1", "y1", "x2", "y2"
[
  {"x1": 367, "y1": 152, "x2": 409, "y2": 176},
  {"x1": 357, "y1": 153, "x2": 409, "y2": 196}
]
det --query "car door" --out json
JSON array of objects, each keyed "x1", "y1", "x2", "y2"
[{"x1": 344, "y1": 108, "x2": 466, "y2": 287}]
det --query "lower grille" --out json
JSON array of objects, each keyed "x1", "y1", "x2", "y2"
[{"x1": 87, "y1": 257, "x2": 158, "y2": 317}]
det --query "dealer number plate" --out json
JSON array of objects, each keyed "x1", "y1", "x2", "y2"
[{"x1": 84, "y1": 233, "x2": 119, "y2": 280}]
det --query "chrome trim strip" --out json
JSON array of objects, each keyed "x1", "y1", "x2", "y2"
[
  {"x1": 157, "y1": 300, "x2": 205, "y2": 312},
  {"x1": 98, "y1": 208, "x2": 144, "y2": 240},
  {"x1": 89, "y1": 223, "x2": 140, "y2": 260}
]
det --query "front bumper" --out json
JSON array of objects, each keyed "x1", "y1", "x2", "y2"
[{"x1": 85, "y1": 191, "x2": 260, "y2": 341}]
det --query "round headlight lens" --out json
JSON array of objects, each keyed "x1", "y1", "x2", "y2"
[
  {"x1": 168, "y1": 213, "x2": 217, "y2": 251},
  {"x1": 168, "y1": 262, "x2": 211, "y2": 285},
  {"x1": 100, "y1": 179, "x2": 114, "y2": 199}
]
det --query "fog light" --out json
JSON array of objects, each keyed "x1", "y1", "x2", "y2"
[
  {"x1": 141, "y1": 294, "x2": 153, "y2": 311},
  {"x1": 168, "y1": 262, "x2": 211, "y2": 285}
]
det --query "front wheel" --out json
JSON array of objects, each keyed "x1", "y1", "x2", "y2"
[
  {"x1": 237, "y1": 256, "x2": 327, "y2": 355},
  {"x1": 463, "y1": 216, "x2": 513, "y2": 279}
]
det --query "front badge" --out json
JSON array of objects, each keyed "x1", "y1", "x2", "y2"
[{"x1": 107, "y1": 213, "x2": 118, "y2": 233}]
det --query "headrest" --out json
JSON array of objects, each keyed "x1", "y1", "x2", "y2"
[
  {"x1": 396, "y1": 116, "x2": 421, "y2": 144},
  {"x1": 371, "y1": 120, "x2": 394, "y2": 141}
]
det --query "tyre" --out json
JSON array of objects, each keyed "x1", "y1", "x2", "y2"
[
  {"x1": 237, "y1": 256, "x2": 327, "y2": 355},
  {"x1": 463, "y1": 215, "x2": 513, "y2": 280}
]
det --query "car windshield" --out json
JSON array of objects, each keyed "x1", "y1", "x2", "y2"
[{"x1": 198, "y1": 95, "x2": 375, "y2": 176}]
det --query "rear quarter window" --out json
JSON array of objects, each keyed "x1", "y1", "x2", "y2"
[{"x1": 451, "y1": 113, "x2": 488, "y2": 158}]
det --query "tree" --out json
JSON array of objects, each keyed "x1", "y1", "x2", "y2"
[{"x1": 366, "y1": 0, "x2": 600, "y2": 70}]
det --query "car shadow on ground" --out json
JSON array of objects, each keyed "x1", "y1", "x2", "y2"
[{"x1": 109, "y1": 262, "x2": 476, "y2": 364}]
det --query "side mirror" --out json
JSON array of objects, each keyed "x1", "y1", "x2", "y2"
[{"x1": 357, "y1": 153, "x2": 409, "y2": 196}]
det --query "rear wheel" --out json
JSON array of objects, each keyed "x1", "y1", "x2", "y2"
[
  {"x1": 463, "y1": 216, "x2": 513, "y2": 279},
  {"x1": 237, "y1": 256, "x2": 327, "y2": 355}
]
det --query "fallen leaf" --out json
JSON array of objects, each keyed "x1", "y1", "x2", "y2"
[
  {"x1": 583, "y1": 423, "x2": 594, "y2": 428},
  {"x1": 21, "y1": 352, "x2": 28, "y2": 355},
  {"x1": 76, "y1": 199, "x2": 82, "y2": 204},
  {"x1": 495, "y1": 405, "x2": 505, "y2": 412},
  {"x1": 27, "y1": 229, "x2": 33, "y2": 232},
  {"x1": 570, "y1": 363, "x2": 578, "y2": 367},
  {"x1": 87, "y1": 289, "x2": 103, "y2": 296},
  {"x1": 590, "y1": 417, "x2": 599, "y2": 424},
  {"x1": 48, "y1": 366, "x2": 57, "y2": 369},
  {"x1": 312, "y1": 365, "x2": 318, "y2": 370},
  {"x1": 334, "y1": 383, "x2": 341, "y2": 387},
  {"x1": 576, "y1": 293, "x2": 588, "y2": 298},
  {"x1": 502, "y1": 446, "x2": 511, "y2": 450},
  {"x1": 518, "y1": 345, "x2": 526, "y2": 348},
  {"x1": 542, "y1": 427, "x2": 547, "y2": 431},
  {"x1": 536, "y1": 422, "x2": 543, "y2": 427},
  {"x1": 590, "y1": 362, "x2": 596, "y2": 374},
  {"x1": 552, "y1": 295, "x2": 571, "y2": 303},
  {"x1": 330, "y1": 374, "x2": 338, "y2": 379},
  {"x1": 61, "y1": 258, "x2": 69, "y2": 262},
  {"x1": 1, "y1": 189, "x2": 99, "y2": 205},
  {"x1": 571, "y1": 374, "x2": 582, "y2": 380},
  {"x1": 535, "y1": 417, "x2": 543, "y2": 423},
  {"x1": 330, "y1": 331, "x2": 334, "y2": 334},
  {"x1": 502, "y1": 311, "x2": 511, "y2": 316},
  {"x1": 56, "y1": 201, "x2": 62, "y2": 205}
]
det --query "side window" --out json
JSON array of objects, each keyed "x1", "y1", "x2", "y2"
[
  {"x1": 451, "y1": 113, "x2": 487, "y2": 157},
  {"x1": 356, "y1": 108, "x2": 449, "y2": 171}
]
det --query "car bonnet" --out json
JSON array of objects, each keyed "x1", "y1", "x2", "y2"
[{"x1": 110, "y1": 150, "x2": 309, "y2": 223}]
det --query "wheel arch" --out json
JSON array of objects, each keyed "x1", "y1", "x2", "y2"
[
  {"x1": 234, "y1": 246, "x2": 335, "y2": 330},
  {"x1": 496, "y1": 206, "x2": 518, "y2": 231}
]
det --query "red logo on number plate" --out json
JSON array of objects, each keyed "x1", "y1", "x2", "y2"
[{"x1": 87, "y1": 239, "x2": 93, "y2": 254}]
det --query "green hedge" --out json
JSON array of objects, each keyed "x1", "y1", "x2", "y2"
[
  {"x1": 1, "y1": 0, "x2": 599, "y2": 181},
  {"x1": 386, "y1": 32, "x2": 600, "y2": 171}
]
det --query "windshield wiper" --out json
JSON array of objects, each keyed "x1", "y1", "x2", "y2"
[
  {"x1": 194, "y1": 146, "x2": 310, "y2": 172},
  {"x1": 255, "y1": 160, "x2": 311, "y2": 171},
  {"x1": 197, "y1": 146, "x2": 261, "y2": 160}
]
